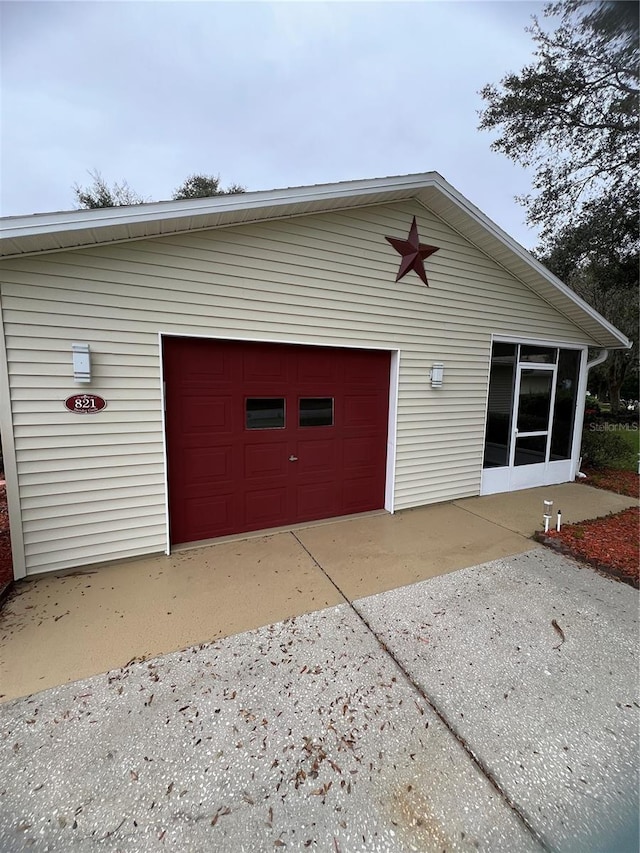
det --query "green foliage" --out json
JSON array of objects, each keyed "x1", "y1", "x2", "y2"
[
  {"x1": 581, "y1": 426, "x2": 637, "y2": 469},
  {"x1": 620, "y1": 372, "x2": 639, "y2": 400},
  {"x1": 540, "y1": 192, "x2": 638, "y2": 292},
  {"x1": 74, "y1": 171, "x2": 245, "y2": 208},
  {"x1": 73, "y1": 170, "x2": 146, "y2": 209},
  {"x1": 617, "y1": 426, "x2": 640, "y2": 472},
  {"x1": 585, "y1": 394, "x2": 601, "y2": 412},
  {"x1": 541, "y1": 217, "x2": 638, "y2": 412},
  {"x1": 479, "y1": 0, "x2": 639, "y2": 248},
  {"x1": 172, "y1": 174, "x2": 246, "y2": 200}
]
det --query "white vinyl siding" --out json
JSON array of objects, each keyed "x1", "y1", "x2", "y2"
[{"x1": 0, "y1": 200, "x2": 598, "y2": 575}]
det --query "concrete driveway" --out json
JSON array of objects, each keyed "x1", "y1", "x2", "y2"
[
  {"x1": 0, "y1": 486, "x2": 640, "y2": 853},
  {"x1": 0, "y1": 548, "x2": 638, "y2": 852},
  {"x1": 1, "y1": 482, "x2": 635, "y2": 702}
]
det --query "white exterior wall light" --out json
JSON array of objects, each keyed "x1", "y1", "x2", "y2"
[
  {"x1": 430, "y1": 362, "x2": 444, "y2": 388},
  {"x1": 72, "y1": 343, "x2": 91, "y2": 383}
]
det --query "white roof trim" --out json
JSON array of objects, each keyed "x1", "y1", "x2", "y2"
[
  {"x1": 418, "y1": 179, "x2": 631, "y2": 350},
  {"x1": 0, "y1": 173, "x2": 435, "y2": 239},
  {"x1": 0, "y1": 171, "x2": 630, "y2": 350}
]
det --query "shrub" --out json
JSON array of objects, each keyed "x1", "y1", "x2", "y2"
[
  {"x1": 581, "y1": 428, "x2": 637, "y2": 470},
  {"x1": 605, "y1": 410, "x2": 639, "y2": 426}
]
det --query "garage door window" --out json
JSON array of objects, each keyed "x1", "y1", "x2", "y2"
[
  {"x1": 299, "y1": 398, "x2": 334, "y2": 427},
  {"x1": 246, "y1": 398, "x2": 285, "y2": 429}
]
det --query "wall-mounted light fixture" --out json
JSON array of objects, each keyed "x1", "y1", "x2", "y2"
[
  {"x1": 430, "y1": 362, "x2": 444, "y2": 388},
  {"x1": 72, "y1": 343, "x2": 91, "y2": 383}
]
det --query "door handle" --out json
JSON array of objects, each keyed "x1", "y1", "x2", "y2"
[{"x1": 289, "y1": 455, "x2": 298, "y2": 462}]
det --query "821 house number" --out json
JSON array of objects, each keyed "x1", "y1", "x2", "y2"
[{"x1": 64, "y1": 394, "x2": 107, "y2": 413}]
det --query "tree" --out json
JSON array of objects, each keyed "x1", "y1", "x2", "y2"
[
  {"x1": 73, "y1": 171, "x2": 246, "y2": 209},
  {"x1": 172, "y1": 174, "x2": 245, "y2": 200},
  {"x1": 73, "y1": 170, "x2": 146, "y2": 209},
  {"x1": 539, "y1": 192, "x2": 638, "y2": 292},
  {"x1": 542, "y1": 223, "x2": 638, "y2": 411},
  {"x1": 480, "y1": 1, "x2": 639, "y2": 411},
  {"x1": 479, "y1": 0, "x2": 639, "y2": 248}
]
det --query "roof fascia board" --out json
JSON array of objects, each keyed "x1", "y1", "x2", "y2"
[
  {"x1": 0, "y1": 172, "x2": 441, "y2": 240},
  {"x1": 415, "y1": 195, "x2": 626, "y2": 350},
  {"x1": 421, "y1": 176, "x2": 631, "y2": 350}
]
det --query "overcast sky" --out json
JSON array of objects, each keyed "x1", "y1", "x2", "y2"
[{"x1": 1, "y1": 0, "x2": 546, "y2": 247}]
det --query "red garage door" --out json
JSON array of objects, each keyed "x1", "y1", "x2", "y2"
[{"x1": 163, "y1": 337, "x2": 390, "y2": 545}]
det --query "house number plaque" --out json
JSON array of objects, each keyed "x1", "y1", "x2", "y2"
[{"x1": 64, "y1": 394, "x2": 107, "y2": 414}]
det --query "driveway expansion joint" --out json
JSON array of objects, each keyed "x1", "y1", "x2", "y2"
[
  {"x1": 452, "y1": 501, "x2": 539, "y2": 542},
  {"x1": 290, "y1": 531, "x2": 552, "y2": 853}
]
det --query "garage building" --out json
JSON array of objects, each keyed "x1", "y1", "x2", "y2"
[{"x1": 0, "y1": 173, "x2": 630, "y2": 579}]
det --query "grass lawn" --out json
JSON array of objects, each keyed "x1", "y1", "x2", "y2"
[
  {"x1": 583, "y1": 417, "x2": 639, "y2": 472},
  {"x1": 616, "y1": 426, "x2": 640, "y2": 470}
]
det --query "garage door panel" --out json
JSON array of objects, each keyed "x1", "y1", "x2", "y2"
[
  {"x1": 342, "y1": 435, "x2": 381, "y2": 469},
  {"x1": 244, "y1": 487, "x2": 288, "y2": 529},
  {"x1": 181, "y1": 446, "x2": 232, "y2": 483},
  {"x1": 342, "y1": 351, "x2": 387, "y2": 385},
  {"x1": 244, "y1": 442, "x2": 289, "y2": 478},
  {"x1": 294, "y1": 350, "x2": 337, "y2": 384},
  {"x1": 295, "y1": 438, "x2": 337, "y2": 472},
  {"x1": 180, "y1": 494, "x2": 234, "y2": 540},
  {"x1": 178, "y1": 363, "x2": 232, "y2": 384},
  {"x1": 296, "y1": 481, "x2": 339, "y2": 520},
  {"x1": 170, "y1": 340, "x2": 234, "y2": 383},
  {"x1": 242, "y1": 348, "x2": 288, "y2": 384},
  {"x1": 343, "y1": 475, "x2": 383, "y2": 512},
  {"x1": 179, "y1": 397, "x2": 233, "y2": 434},
  {"x1": 344, "y1": 395, "x2": 385, "y2": 428}
]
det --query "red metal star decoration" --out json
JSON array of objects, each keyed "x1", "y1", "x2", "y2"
[{"x1": 385, "y1": 216, "x2": 439, "y2": 286}]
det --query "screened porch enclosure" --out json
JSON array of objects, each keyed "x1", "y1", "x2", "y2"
[{"x1": 481, "y1": 342, "x2": 582, "y2": 494}]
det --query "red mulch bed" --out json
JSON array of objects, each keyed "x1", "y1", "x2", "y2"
[
  {"x1": 536, "y1": 506, "x2": 639, "y2": 589},
  {"x1": 0, "y1": 483, "x2": 13, "y2": 594},
  {"x1": 578, "y1": 467, "x2": 639, "y2": 498}
]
